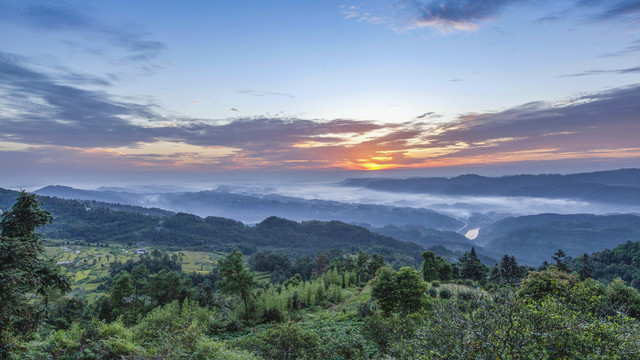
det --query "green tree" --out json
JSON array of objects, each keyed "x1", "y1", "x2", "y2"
[
  {"x1": 437, "y1": 259, "x2": 453, "y2": 281},
  {"x1": 498, "y1": 254, "x2": 521, "y2": 284},
  {"x1": 216, "y1": 249, "x2": 257, "y2": 322},
  {"x1": 421, "y1": 251, "x2": 440, "y2": 281},
  {"x1": 395, "y1": 267, "x2": 428, "y2": 314},
  {"x1": 371, "y1": 267, "x2": 399, "y2": 315},
  {"x1": 552, "y1": 249, "x2": 568, "y2": 272},
  {"x1": 421, "y1": 251, "x2": 453, "y2": 282},
  {"x1": 144, "y1": 270, "x2": 194, "y2": 306},
  {"x1": 0, "y1": 191, "x2": 70, "y2": 354},
  {"x1": 110, "y1": 271, "x2": 135, "y2": 323},
  {"x1": 577, "y1": 253, "x2": 593, "y2": 280},
  {"x1": 459, "y1": 247, "x2": 486, "y2": 282},
  {"x1": 372, "y1": 267, "x2": 428, "y2": 315}
]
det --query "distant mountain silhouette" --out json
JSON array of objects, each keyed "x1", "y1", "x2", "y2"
[{"x1": 343, "y1": 168, "x2": 640, "y2": 205}]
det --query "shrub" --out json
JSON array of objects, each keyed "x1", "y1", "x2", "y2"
[
  {"x1": 261, "y1": 307, "x2": 284, "y2": 324},
  {"x1": 234, "y1": 322, "x2": 320, "y2": 360},
  {"x1": 192, "y1": 338, "x2": 261, "y2": 360},
  {"x1": 439, "y1": 288, "x2": 452, "y2": 299},
  {"x1": 427, "y1": 288, "x2": 437, "y2": 297},
  {"x1": 603, "y1": 278, "x2": 640, "y2": 319},
  {"x1": 457, "y1": 291, "x2": 475, "y2": 301},
  {"x1": 358, "y1": 301, "x2": 376, "y2": 318},
  {"x1": 431, "y1": 281, "x2": 440, "y2": 288}
]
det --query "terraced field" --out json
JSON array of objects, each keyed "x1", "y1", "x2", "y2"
[{"x1": 44, "y1": 244, "x2": 240, "y2": 301}]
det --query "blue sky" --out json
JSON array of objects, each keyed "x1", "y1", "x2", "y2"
[{"x1": 0, "y1": 0, "x2": 639, "y2": 186}]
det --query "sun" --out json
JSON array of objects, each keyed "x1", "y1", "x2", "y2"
[{"x1": 360, "y1": 162, "x2": 397, "y2": 171}]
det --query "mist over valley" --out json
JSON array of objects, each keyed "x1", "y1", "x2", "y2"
[{"x1": 26, "y1": 168, "x2": 640, "y2": 266}]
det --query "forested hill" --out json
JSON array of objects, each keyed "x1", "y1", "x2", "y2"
[
  {"x1": 342, "y1": 168, "x2": 640, "y2": 205},
  {"x1": 478, "y1": 213, "x2": 640, "y2": 265},
  {"x1": 575, "y1": 240, "x2": 640, "y2": 288},
  {"x1": 34, "y1": 185, "x2": 464, "y2": 230},
  {"x1": 0, "y1": 187, "x2": 174, "y2": 218},
  {"x1": 0, "y1": 188, "x2": 425, "y2": 261}
]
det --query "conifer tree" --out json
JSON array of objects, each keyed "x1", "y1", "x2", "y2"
[
  {"x1": 0, "y1": 191, "x2": 70, "y2": 354},
  {"x1": 459, "y1": 247, "x2": 486, "y2": 282},
  {"x1": 577, "y1": 253, "x2": 593, "y2": 280},
  {"x1": 552, "y1": 249, "x2": 568, "y2": 272}
]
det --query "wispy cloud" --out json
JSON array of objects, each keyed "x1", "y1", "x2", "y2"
[
  {"x1": 342, "y1": 0, "x2": 640, "y2": 33},
  {"x1": 238, "y1": 89, "x2": 295, "y2": 98},
  {"x1": 580, "y1": 0, "x2": 640, "y2": 20},
  {"x1": 558, "y1": 65, "x2": 640, "y2": 77},
  {"x1": 0, "y1": 1, "x2": 165, "y2": 61}
]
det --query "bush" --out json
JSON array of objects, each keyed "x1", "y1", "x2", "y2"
[
  {"x1": 234, "y1": 322, "x2": 320, "y2": 360},
  {"x1": 439, "y1": 288, "x2": 452, "y2": 299},
  {"x1": 134, "y1": 300, "x2": 219, "y2": 357},
  {"x1": 192, "y1": 338, "x2": 261, "y2": 360},
  {"x1": 362, "y1": 313, "x2": 420, "y2": 355},
  {"x1": 457, "y1": 291, "x2": 475, "y2": 301},
  {"x1": 431, "y1": 281, "x2": 440, "y2": 287},
  {"x1": 261, "y1": 307, "x2": 284, "y2": 324},
  {"x1": 603, "y1": 279, "x2": 640, "y2": 319},
  {"x1": 427, "y1": 288, "x2": 437, "y2": 297},
  {"x1": 358, "y1": 301, "x2": 376, "y2": 318}
]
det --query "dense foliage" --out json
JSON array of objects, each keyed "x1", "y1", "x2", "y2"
[
  {"x1": 4, "y1": 192, "x2": 640, "y2": 359},
  {"x1": 574, "y1": 240, "x2": 640, "y2": 289}
]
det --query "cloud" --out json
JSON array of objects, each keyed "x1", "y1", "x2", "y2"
[
  {"x1": 0, "y1": 52, "x2": 161, "y2": 147},
  {"x1": 1, "y1": 52, "x2": 639, "y2": 173},
  {"x1": 416, "y1": 84, "x2": 640, "y2": 164},
  {"x1": 0, "y1": 53, "x2": 392, "y2": 154},
  {"x1": 342, "y1": 0, "x2": 640, "y2": 33},
  {"x1": 0, "y1": 1, "x2": 165, "y2": 61},
  {"x1": 239, "y1": 89, "x2": 295, "y2": 98},
  {"x1": 411, "y1": 0, "x2": 517, "y2": 32},
  {"x1": 558, "y1": 65, "x2": 640, "y2": 77}
]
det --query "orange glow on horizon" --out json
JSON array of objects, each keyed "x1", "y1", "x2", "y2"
[{"x1": 358, "y1": 162, "x2": 399, "y2": 171}]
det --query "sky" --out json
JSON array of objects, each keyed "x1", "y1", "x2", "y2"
[{"x1": 0, "y1": 0, "x2": 639, "y2": 187}]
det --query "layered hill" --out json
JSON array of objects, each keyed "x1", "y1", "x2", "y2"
[
  {"x1": 343, "y1": 168, "x2": 640, "y2": 205},
  {"x1": 1, "y1": 188, "x2": 426, "y2": 262},
  {"x1": 34, "y1": 185, "x2": 463, "y2": 230},
  {"x1": 477, "y1": 213, "x2": 640, "y2": 265}
]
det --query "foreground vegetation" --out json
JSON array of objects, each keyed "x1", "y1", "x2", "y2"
[{"x1": 2, "y1": 192, "x2": 640, "y2": 359}]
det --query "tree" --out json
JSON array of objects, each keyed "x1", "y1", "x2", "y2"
[
  {"x1": 356, "y1": 250, "x2": 370, "y2": 284},
  {"x1": 371, "y1": 267, "x2": 399, "y2": 315},
  {"x1": 395, "y1": 267, "x2": 428, "y2": 314},
  {"x1": 421, "y1": 251, "x2": 440, "y2": 281},
  {"x1": 498, "y1": 254, "x2": 521, "y2": 284},
  {"x1": 110, "y1": 271, "x2": 135, "y2": 323},
  {"x1": 216, "y1": 249, "x2": 257, "y2": 321},
  {"x1": 422, "y1": 251, "x2": 453, "y2": 282},
  {"x1": 459, "y1": 247, "x2": 486, "y2": 282},
  {"x1": 0, "y1": 191, "x2": 70, "y2": 354},
  {"x1": 372, "y1": 267, "x2": 428, "y2": 315},
  {"x1": 552, "y1": 249, "x2": 568, "y2": 272},
  {"x1": 577, "y1": 253, "x2": 593, "y2": 280}
]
